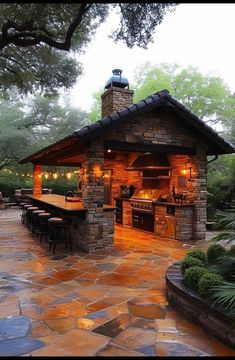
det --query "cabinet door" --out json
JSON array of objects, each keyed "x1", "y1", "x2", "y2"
[
  {"x1": 165, "y1": 216, "x2": 175, "y2": 238},
  {"x1": 115, "y1": 200, "x2": 123, "y2": 224}
]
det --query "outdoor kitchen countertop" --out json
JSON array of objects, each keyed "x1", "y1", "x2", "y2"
[
  {"x1": 154, "y1": 201, "x2": 195, "y2": 206},
  {"x1": 27, "y1": 194, "x2": 116, "y2": 213}
]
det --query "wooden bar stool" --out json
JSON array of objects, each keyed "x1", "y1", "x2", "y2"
[
  {"x1": 48, "y1": 217, "x2": 72, "y2": 253},
  {"x1": 31, "y1": 210, "x2": 46, "y2": 235},
  {"x1": 21, "y1": 204, "x2": 33, "y2": 224},
  {"x1": 25, "y1": 206, "x2": 39, "y2": 229},
  {"x1": 37, "y1": 212, "x2": 52, "y2": 243}
]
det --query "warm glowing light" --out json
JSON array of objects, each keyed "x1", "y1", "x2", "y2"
[
  {"x1": 181, "y1": 168, "x2": 187, "y2": 175},
  {"x1": 44, "y1": 173, "x2": 49, "y2": 179},
  {"x1": 66, "y1": 172, "x2": 72, "y2": 179},
  {"x1": 107, "y1": 149, "x2": 112, "y2": 153},
  {"x1": 52, "y1": 173, "x2": 58, "y2": 179},
  {"x1": 38, "y1": 174, "x2": 42, "y2": 179}
]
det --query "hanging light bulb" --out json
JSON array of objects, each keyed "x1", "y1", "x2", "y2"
[
  {"x1": 44, "y1": 173, "x2": 49, "y2": 179},
  {"x1": 52, "y1": 173, "x2": 58, "y2": 179},
  {"x1": 66, "y1": 172, "x2": 72, "y2": 179}
]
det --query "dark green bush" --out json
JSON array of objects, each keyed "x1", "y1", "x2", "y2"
[
  {"x1": 207, "y1": 244, "x2": 226, "y2": 263},
  {"x1": 184, "y1": 266, "x2": 209, "y2": 291},
  {"x1": 187, "y1": 249, "x2": 207, "y2": 263},
  {"x1": 198, "y1": 272, "x2": 223, "y2": 298},
  {"x1": 228, "y1": 245, "x2": 235, "y2": 256},
  {"x1": 180, "y1": 255, "x2": 204, "y2": 275}
]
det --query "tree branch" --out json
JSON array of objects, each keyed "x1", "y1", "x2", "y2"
[{"x1": 0, "y1": 3, "x2": 92, "y2": 51}]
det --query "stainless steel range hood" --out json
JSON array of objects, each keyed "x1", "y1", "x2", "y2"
[{"x1": 126, "y1": 153, "x2": 171, "y2": 171}]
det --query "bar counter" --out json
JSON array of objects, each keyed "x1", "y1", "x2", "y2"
[{"x1": 27, "y1": 194, "x2": 115, "y2": 214}]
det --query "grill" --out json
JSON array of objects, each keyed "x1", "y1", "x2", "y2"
[{"x1": 130, "y1": 189, "x2": 164, "y2": 213}]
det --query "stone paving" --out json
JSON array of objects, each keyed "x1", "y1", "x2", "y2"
[{"x1": 0, "y1": 208, "x2": 234, "y2": 356}]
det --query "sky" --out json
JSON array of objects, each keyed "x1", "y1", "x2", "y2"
[{"x1": 68, "y1": 3, "x2": 235, "y2": 111}]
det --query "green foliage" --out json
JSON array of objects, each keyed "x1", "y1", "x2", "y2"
[
  {"x1": 229, "y1": 245, "x2": 235, "y2": 256},
  {"x1": 214, "y1": 211, "x2": 235, "y2": 230},
  {"x1": 198, "y1": 272, "x2": 223, "y2": 299},
  {"x1": 180, "y1": 255, "x2": 204, "y2": 275},
  {"x1": 0, "y1": 3, "x2": 177, "y2": 95},
  {"x1": 209, "y1": 281, "x2": 235, "y2": 320},
  {"x1": 132, "y1": 63, "x2": 235, "y2": 131},
  {"x1": 184, "y1": 266, "x2": 209, "y2": 291},
  {"x1": 0, "y1": 91, "x2": 90, "y2": 174},
  {"x1": 0, "y1": 173, "x2": 33, "y2": 200},
  {"x1": 208, "y1": 254, "x2": 235, "y2": 281},
  {"x1": 207, "y1": 244, "x2": 226, "y2": 263},
  {"x1": 187, "y1": 249, "x2": 207, "y2": 263}
]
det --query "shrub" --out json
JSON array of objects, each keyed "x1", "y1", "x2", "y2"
[
  {"x1": 184, "y1": 266, "x2": 209, "y2": 291},
  {"x1": 198, "y1": 272, "x2": 223, "y2": 298},
  {"x1": 180, "y1": 255, "x2": 204, "y2": 275},
  {"x1": 207, "y1": 244, "x2": 226, "y2": 263},
  {"x1": 228, "y1": 245, "x2": 235, "y2": 256},
  {"x1": 187, "y1": 249, "x2": 207, "y2": 263}
]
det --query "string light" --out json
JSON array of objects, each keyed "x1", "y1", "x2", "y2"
[{"x1": 1, "y1": 168, "x2": 80, "y2": 180}]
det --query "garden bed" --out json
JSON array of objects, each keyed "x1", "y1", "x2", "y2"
[{"x1": 165, "y1": 262, "x2": 235, "y2": 348}]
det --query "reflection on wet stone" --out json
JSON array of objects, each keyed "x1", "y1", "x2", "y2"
[{"x1": 93, "y1": 313, "x2": 133, "y2": 338}]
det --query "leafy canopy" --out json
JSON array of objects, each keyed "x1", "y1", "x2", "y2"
[
  {"x1": 132, "y1": 63, "x2": 235, "y2": 130},
  {"x1": 0, "y1": 3, "x2": 178, "y2": 95}
]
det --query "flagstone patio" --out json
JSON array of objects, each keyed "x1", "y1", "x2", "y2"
[{"x1": 0, "y1": 208, "x2": 234, "y2": 356}]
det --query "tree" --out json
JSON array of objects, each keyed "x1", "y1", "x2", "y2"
[
  {"x1": 132, "y1": 63, "x2": 235, "y2": 133},
  {"x1": 89, "y1": 63, "x2": 235, "y2": 136},
  {"x1": 0, "y1": 90, "x2": 90, "y2": 170},
  {"x1": 0, "y1": 90, "x2": 33, "y2": 170},
  {"x1": 0, "y1": 3, "x2": 178, "y2": 94}
]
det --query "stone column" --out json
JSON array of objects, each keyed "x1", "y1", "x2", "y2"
[
  {"x1": 33, "y1": 164, "x2": 42, "y2": 195},
  {"x1": 192, "y1": 149, "x2": 207, "y2": 240},
  {"x1": 75, "y1": 138, "x2": 114, "y2": 253}
]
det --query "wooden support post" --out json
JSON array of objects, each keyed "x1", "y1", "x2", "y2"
[{"x1": 33, "y1": 164, "x2": 42, "y2": 195}]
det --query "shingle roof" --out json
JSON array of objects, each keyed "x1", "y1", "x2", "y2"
[
  {"x1": 19, "y1": 89, "x2": 235, "y2": 164},
  {"x1": 73, "y1": 89, "x2": 235, "y2": 154}
]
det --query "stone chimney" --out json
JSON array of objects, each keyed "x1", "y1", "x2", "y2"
[{"x1": 101, "y1": 69, "x2": 134, "y2": 118}]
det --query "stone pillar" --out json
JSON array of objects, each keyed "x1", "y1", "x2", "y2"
[
  {"x1": 192, "y1": 149, "x2": 207, "y2": 240},
  {"x1": 76, "y1": 138, "x2": 114, "y2": 253},
  {"x1": 33, "y1": 164, "x2": 42, "y2": 195},
  {"x1": 101, "y1": 87, "x2": 134, "y2": 117}
]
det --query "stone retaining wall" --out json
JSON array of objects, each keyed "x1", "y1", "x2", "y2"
[{"x1": 165, "y1": 263, "x2": 235, "y2": 348}]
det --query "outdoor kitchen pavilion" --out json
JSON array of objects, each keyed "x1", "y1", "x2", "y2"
[{"x1": 19, "y1": 69, "x2": 235, "y2": 253}]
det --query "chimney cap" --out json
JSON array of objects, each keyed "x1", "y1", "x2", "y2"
[{"x1": 104, "y1": 69, "x2": 129, "y2": 90}]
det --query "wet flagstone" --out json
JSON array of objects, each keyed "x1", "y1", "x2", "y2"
[
  {"x1": 0, "y1": 209, "x2": 234, "y2": 356},
  {"x1": 0, "y1": 337, "x2": 45, "y2": 356},
  {"x1": 0, "y1": 315, "x2": 30, "y2": 341},
  {"x1": 127, "y1": 297, "x2": 166, "y2": 319},
  {"x1": 155, "y1": 342, "x2": 210, "y2": 356}
]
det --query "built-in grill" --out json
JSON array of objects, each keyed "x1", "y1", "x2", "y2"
[
  {"x1": 130, "y1": 188, "x2": 164, "y2": 213},
  {"x1": 130, "y1": 189, "x2": 165, "y2": 232}
]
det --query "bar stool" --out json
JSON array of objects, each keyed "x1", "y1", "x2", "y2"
[
  {"x1": 31, "y1": 210, "x2": 46, "y2": 235},
  {"x1": 48, "y1": 217, "x2": 72, "y2": 253},
  {"x1": 37, "y1": 212, "x2": 52, "y2": 243},
  {"x1": 25, "y1": 206, "x2": 39, "y2": 229},
  {"x1": 21, "y1": 204, "x2": 33, "y2": 224},
  {"x1": 19, "y1": 202, "x2": 26, "y2": 209}
]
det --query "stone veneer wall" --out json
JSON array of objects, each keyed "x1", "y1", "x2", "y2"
[
  {"x1": 104, "y1": 109, "x2": 208, "y2": 240},
  {"x1": 166, "y1": 263, "x2": 235, "y2": 348},
  {"x1": 101, "y1": 87, "x2": 134, "y2": 117},
  {"x1": 104, "y1": 153, "x2": 142, "y2": 206},
  {"x1": 77, "y1": 138, "x2": 114, "y2": 253}
]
